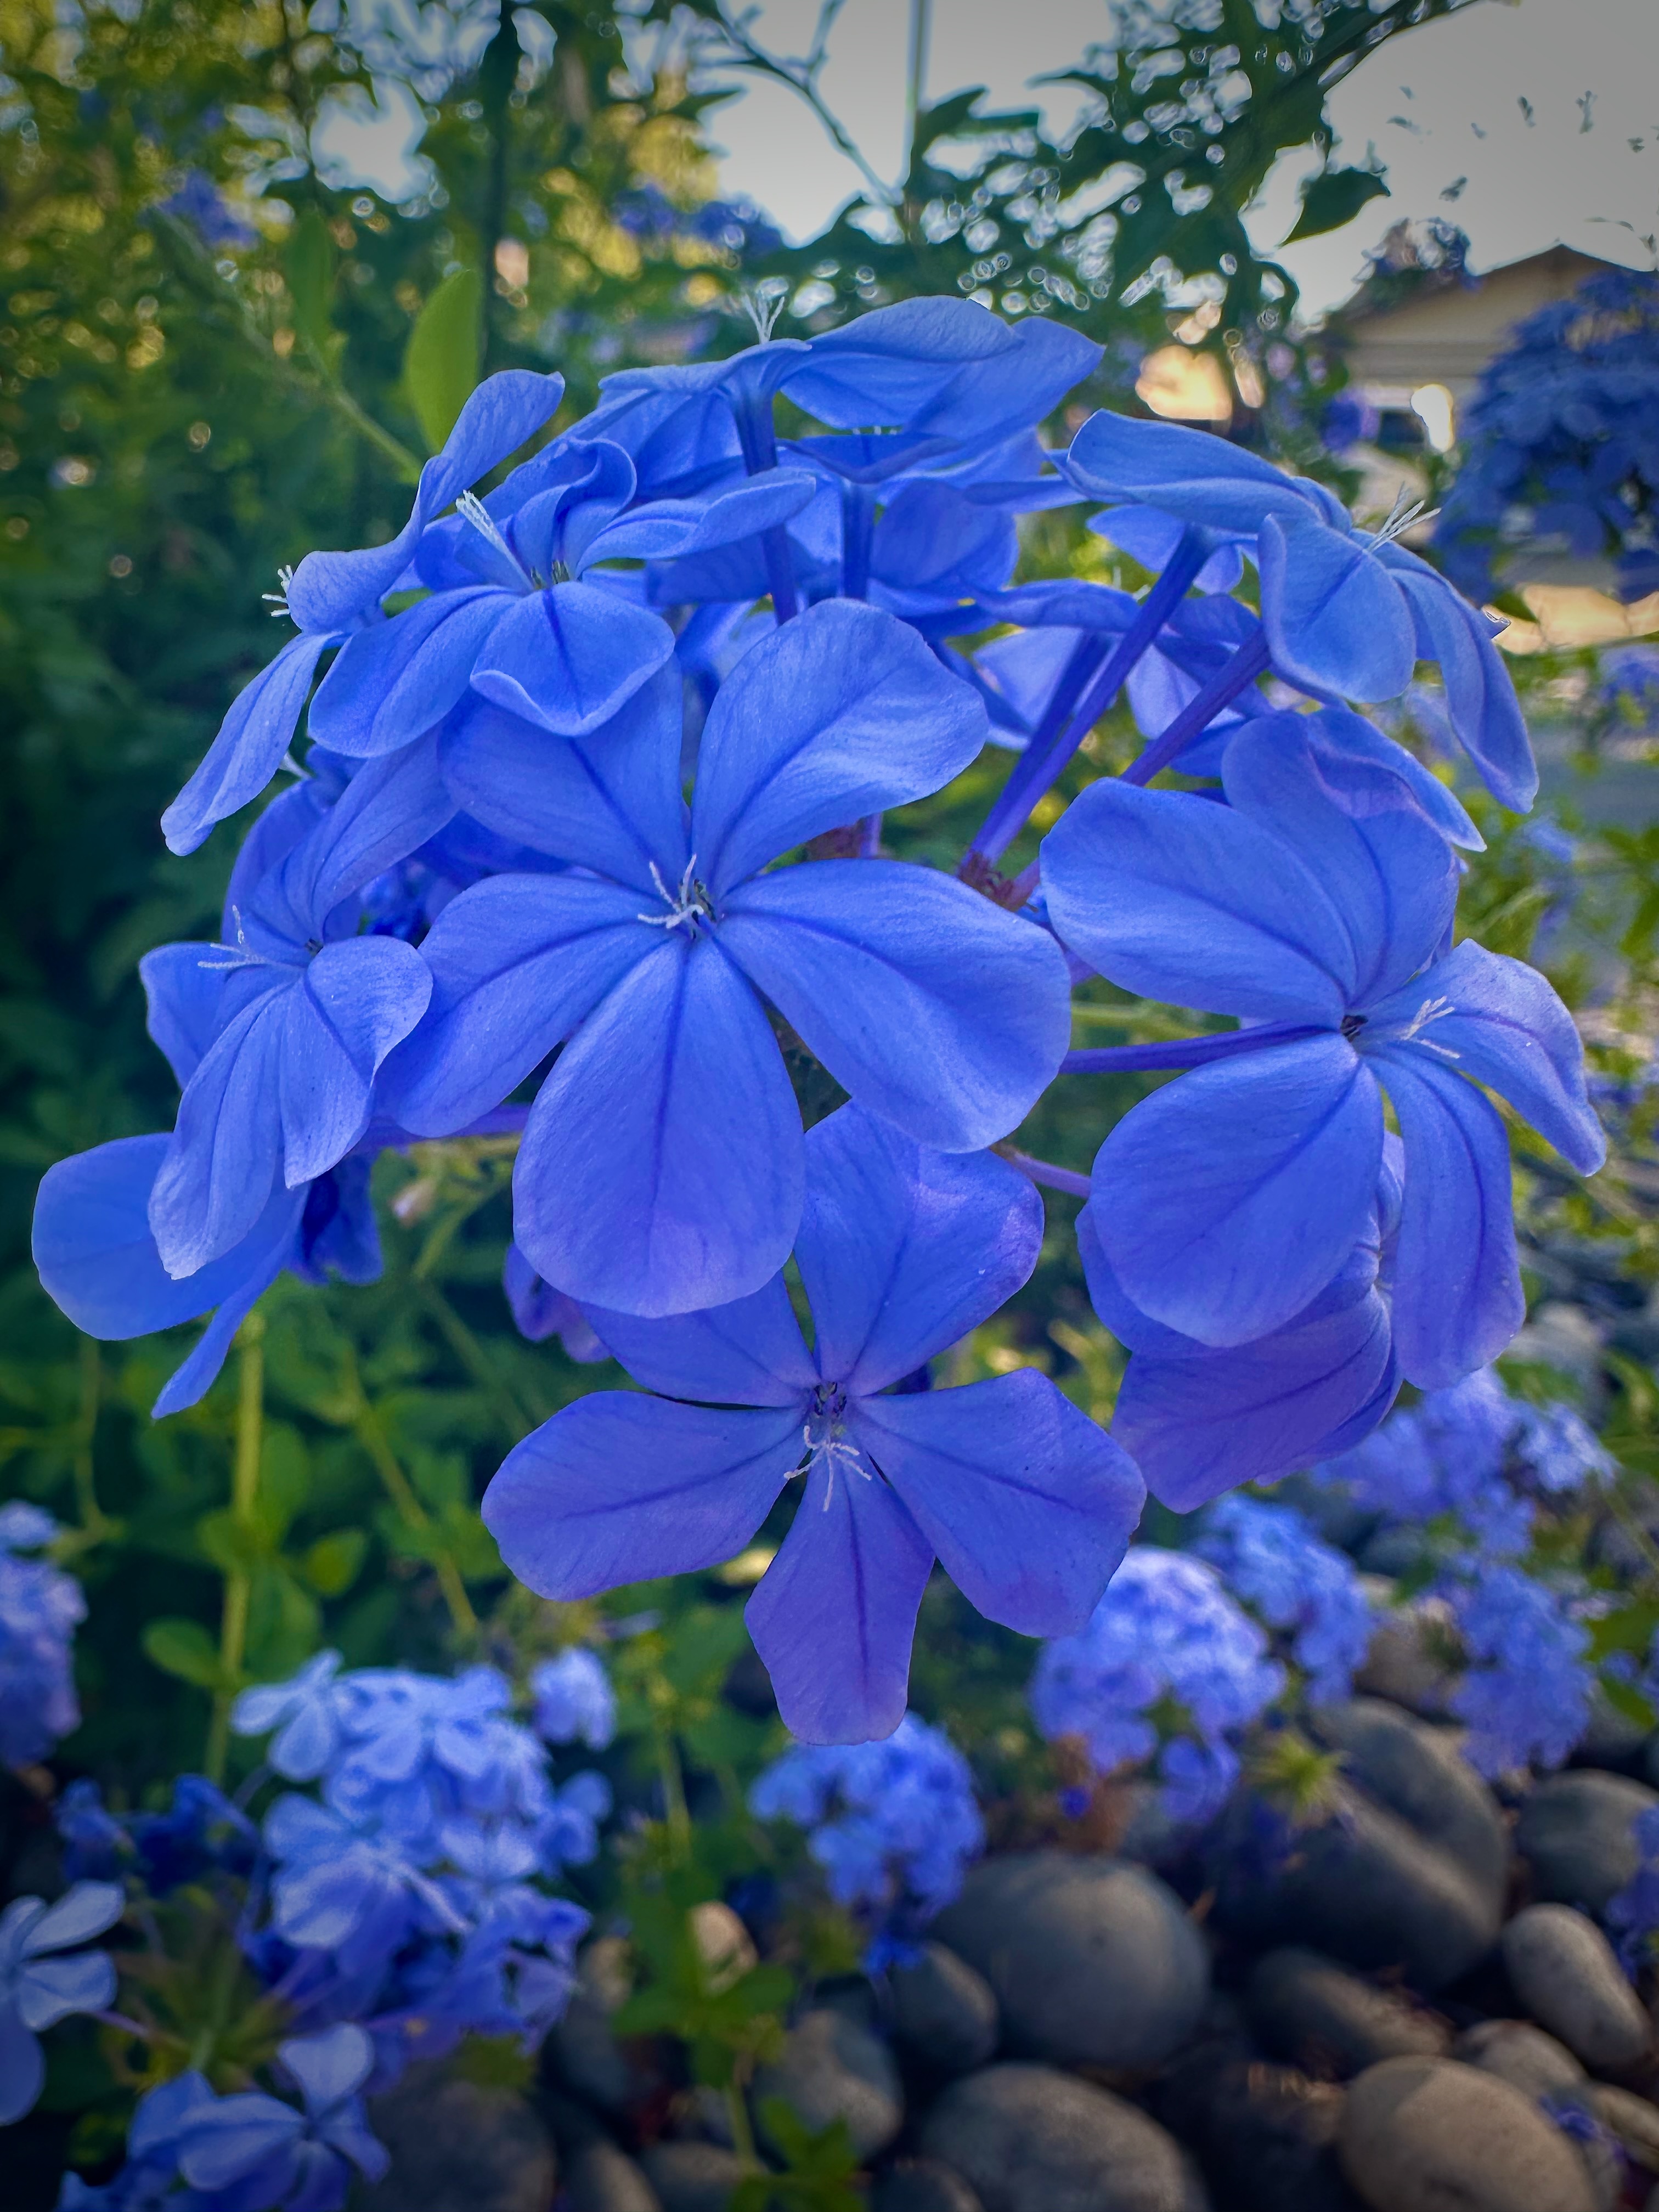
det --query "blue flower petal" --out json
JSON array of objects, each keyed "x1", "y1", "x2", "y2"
[
  {"x1": 308, "y1": 589, "x2": 505, "y2": 757},
  {"x1": 279, "y1": 2024, "x2": 374, "y2": 2109},
  {"x1": 0, "y1": 2004, "x2": 44, "y2": 2127},
  {"x1": 1383, "y1": 548, "x2": 1538, "y2": 810},
  {"x1": 383, "y1": 874, "x2": 654, "y2": 1136},
  {"x1": 1371, "y1": 1046, "x2": 1525, "y2": 1388},
  {"x1": 512, "y1": 938, "x2": 803, "y2": 1316},
  {"x1": 587, "y1": 467, "x2": 818, "y2": 564},
  {"x1": 32, "y1": 1136, "x2": 302, "y2": 1390},
  {"x1": 746, "y1": 1457, "x2": 935, "y2": 1743},
  {"x1": 21, "y1": 1881, "x2": 125, "y2": 1953},
  {"x1": 1368, "y1": 939, "x2": 1604, "y2": 1173},
  {"x1": 162, "y1": 630, "x2": 335, "y2": 857},
  {"x1": 469, "y1": 583, "x2": 676, "y2": 736},
  {"x1": 179, "y1": 2093, "x2": 305, "y2": 2191},
  {"x1": 284, "y1": 370, "x2": 564, "y2": 633},
  {"x1": 1220, "y1": 717, "x2": 1460, "y2": 1006},
  {"x1": 149, "y1": 984, "x2": 291, "y2": 1277},
  {"x1": 140, "y1": 944, "x2": 232, "y2": 1088},
  {"x1": 279, "y1": 938, "x2": 432, "y2": 1184},
  {"x1": 585, "y1": 1273, "x2": 815, "y2": 1408},
  {"x1": 256, "y1": 733, "x2": 455, "y2": 945},
  {"x1": 1259, "y1": 508, "x2": 1417, "y2": 702},
  {"x1": 793, "y1": 1105, "x2": 1041, "y2": 1391},
  {"x1": 1041, "y1": 778, "x2": 1353, "y2": 1022},
  {"x1": 721, "y1": 861, "x2": 1070, "y2": 1150},
  {"x1": 1085, "y1": 1211, "x2": 1398, "y2": 1508},
  {"x1": 692, "y1": 601, "x2": 988, "y2": 898},
  {"x1": 785, "y1": 297, "x2": 1013, "y2": 427},
  {"x1": 440, "y1": 668, "x2": 689, "y2": 893},
  {"x1": 910, "y1": 315, "x2": 1103, "y2": 449},
  {"x1": 851, "y1": 1370, "x2": 1142, "y2": 1636},
  {"x1": 1271, "y1": 706, "x2": 1484, "y2": 851},
  {"x1": 16, "y1": 1948, "x2": 116, "y2": 2033},
  {"x1": 1092, "y1": 1035, "x2": 1383, "y2": 1346},
  {"x1": 1066, "y1": 410, "x2": 1326, "y2": 532},
  {"x1": 483, "y1": 1396, "x2": 801, "y2": 1595}
]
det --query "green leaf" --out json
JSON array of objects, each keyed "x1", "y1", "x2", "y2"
[
  {"x1": 285, "y1": 208, "x2": 337, "y2": 348},
  {"x1": 404, "y1": 269, "x2": 483, "y2": 454},
  {"x1": 1285, "y1": 165, "x2": 1390, "y2": 244},
  {"x1": 302, "y1": 1528, "x2": 368, "y2": 1597},
  {"x1": 195, "y1": 1508, "x2": 270, "y2": 1575},
  {"x1": 142, "y1": 1617, "x2": 225, "y2": 1691}
]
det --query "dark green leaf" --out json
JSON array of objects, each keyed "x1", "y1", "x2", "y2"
[
  {"x1": 404, "y1": 269, "x2": 483, "y2": 454},
  {"x1": 1285, "y1": 166, "x2": 1391, "y2": 244}
]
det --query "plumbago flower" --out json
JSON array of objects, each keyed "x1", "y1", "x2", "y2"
[
  {"x1": 0, "y1": 1502, "x2": 84, "y2": 1766},
  {"x1": 750, "y1": 1714, "x2": 984, "y2": 1968},
  {"x1": 1194, "y1": 1496, "x2": 1374, "y2": 1707},
  {"x1": 391, "y1": 600, "x2": 1071, "y2": 1317},
  {"x1": 484, "y1": 1105, "x2": 1144, "y2": 1741},
  {"x1": 1042, "y1": 714, "x2": 1604, "y2": 1388},
  {"x1": 1030, "y1": 1549, "x2": 1284, "y2": 1826},
  {"x1": 177, "y1": 2025, "x2": 390, "y2": 2212},
  {"x1": 1065, "y1": 410, "x2": 1537, "y2": 808},
  {"x1": 162, "y1": 371, "x2": 566, "y2": 855},
  {"x1": 0, "y1": 1881, "x2": 124, "y2": 2126}
]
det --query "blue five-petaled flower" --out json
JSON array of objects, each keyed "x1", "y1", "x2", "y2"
[
  {"x1": 483, "y1": 1104, "x2": 1145, "y2": 1741},
  {"x1": 1042, "y1": 714, "x2": 1604, "y2": 1386}
]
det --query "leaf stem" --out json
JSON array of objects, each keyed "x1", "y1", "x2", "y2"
[
  {"x1": 354, "y1": 1403, "x2": 479, "y2": 1639},
  {"x1": 206, "y1": 1311, "x2": 265, "y2": 1785}
]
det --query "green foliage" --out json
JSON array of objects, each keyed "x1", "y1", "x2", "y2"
[
  {"x1": 404, "y1": 267, "x2": 484, "y2": 453},
  {"x1": 736, "y1": 2101, "x2": 865, "y2": 2212},
  {"x1": 1285, "y1": 163, "x2": 1391, "y2": 244}
]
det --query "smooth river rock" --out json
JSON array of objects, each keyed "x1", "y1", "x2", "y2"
[
  {"x1": 1452, "y1": 2017, "x2": 1587, "y2": 2101},
  {"x1": 918, "y1": 2063, "x2": 1209, "y2": 2212},
  {"x1": 1211, "y1": 1699, "x2": 1507, "y2": 1990},
  {"x1": 1338, "y1": 2056, "x2": 1598, "y2": 2212},
  {"x1": 1501, "y1": 1904, "x2": 1651, "y2": 2072},
  {"x1": 932, "y1": 1853, "x2": 1209, "y2": 2070},
  {"x1": 1517, "y1": 1771, "x2": 1659, "y2": 1917},
  {"x1": 362, "y1": 2065, "x2": 556, "y2": 2212},
  {"x1": 1245, "y1": 1947, "x2": 1449, "y2": 2079},
  {"x1": 888, "y1": 1943, "x2": 1000, "y2": 2077}
]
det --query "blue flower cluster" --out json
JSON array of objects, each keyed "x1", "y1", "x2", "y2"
[
  {"x1": 1311, "y1": 1369, "x2": 1606, "y2": 1775},
  {"x1": 1312, "y1": 1365, "x2": 1611, "y2": 1558},
  {"x1": 31, "y1": 295, "x2": 1603, "y2": 1741},
  {"x1": 0, "y1": 1881, "x2": 124, "y2": 2128},
  {"x1": 749, "y1": 1713, "x2": 984, "y2": 1970},
  {"x1": 1029, "y1": 1548, "x2": 1285, "y2": 1826},
  {"x1": 1442, "y1": 1560, "x2": 1593, "y2": 1778},
  {"x1": 43, "y1": 1657, "x2": 599, "y2": 2196},
  {"x1": 1194, "y1": 1496, "x2": 1373, "y2": 1707},
  {"x1": 0, "y1": 1502, "x2": 85, "y2": 1767},
  {"x1": 530, "y1": 1646, "x2": 617, "y2": 1750},
  {"x1": 59, "y1": 2025, "x2": 390, "y2": 2212},
  {"x1": 1436, "y1": 267, "x2": 1659, "y2": 603}
]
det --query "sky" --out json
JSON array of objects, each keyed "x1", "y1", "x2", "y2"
[
  {"x1": 315, "y1": 0, "x2": 1659, "y2": 318},
  {"x1": 704, "y1": 0, "x2": 1659, "y2": 313}
]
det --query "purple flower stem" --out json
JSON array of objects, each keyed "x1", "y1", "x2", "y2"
[
  {"x1": 968, "y1": 529, "x2": 1209, "y2": 865},
  {"x1": 1062, "y1": 1021, "x2": 1323, "y2": 1075},
  {"x1": 733, "y1": 390, "x2": 799, "y2": 623},
  {"x1": 1120, "y1": 627, "x2": 1272, "y2": 787},
  {"x1": 842, "y1": 481, "x2": 875, "y2": 600},
  {"x1": 1002, "y1": 1149, "x2": 1092, "y2": 1199}
]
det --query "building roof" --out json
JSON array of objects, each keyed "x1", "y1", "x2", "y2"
[{"x1": 1338, "y1": 243, "x2": 1622, "y2": 399}]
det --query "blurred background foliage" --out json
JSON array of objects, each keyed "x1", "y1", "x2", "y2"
[{"x1": 0, "y1": 0, "x2": 1647, "y2": 1870}]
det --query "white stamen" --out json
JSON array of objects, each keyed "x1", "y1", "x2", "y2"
[
  {"x1": 741, "y1": 279, "x2": 789, "y2": 346},
  {"x1": 1396, "y1": 993, "x2": 1462, "y2": 1059},
  {"x1": 1365, "y1": 487, "x2": 1441, "y2": 550},
  {"x1": 456, "y1": 489, "x2": 522, "y2": 572},
  {"x1": 195, "y1": 905, "x2": 266, "y2": 972},
  {"x1": 262, "y1": 563, "x2": 296, "y2": 620},
  {"x1": 800, "y1": 1420, "x2": 868, "y2": 1509},
  {"x1": 636, "y1": 856, "x2": 713, "y2": 934}
]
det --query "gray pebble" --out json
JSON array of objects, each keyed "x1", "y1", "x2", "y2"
[
  {"x1": 1245, "y1": 1947, "x2": 1449, "y2": 2079},
  {"x1": 562, "y1": 2139, "x2": 663, "y2": 2212},
  {"x1": 638, "y1": 2141, "x2": 748, "y2": 2212},
  {"x1": 870, "y1": 2158, "x2": 986, "y2": 2212},
  {"x1": 1585, "y1": 2081, "x2": 1659, "y2": 2171},
  {"x1": 1452, "y1": 2018, "x2": 1587, "y2": 2101},
  {"x1": 1502, "y1": 1904, "x2": 1651, "y2": 2072},
  {"x1": 361, "y1": 2064, "x2": 555, "y2": 2212},
  {"x1": 918, "y1": 2063, "x2": 1209, "y2": 2212},
  {"x1": 1517, "y1": 1771, "x2": 1659, "y2": 1917},
  {"x1": 1155, "y1": 2040, "x2": 1362, "y2": 2212},
  {"x1": 546, "y1": 1936, "x2": 668, "y2": 2119},
  {"x1": 932, "y1": 1853, "x2": 1209, "y2": 2070},
  {"x1": 753, "y1": 2007, "x2": 904, "y2": 2162},
  {"x1": 888, "y1": 1943, "x2": 999, "y2": 2076},
  {"x1": 1212, "y1": 1700, "x2": 1507, "y2": 1990},
  {"x1": 1339, "y1": 2056, "x2": 1597, "y2": 2212},
  {"x1": 1352, "y1": 1597, "x2": 1459, "y2": 1719}
]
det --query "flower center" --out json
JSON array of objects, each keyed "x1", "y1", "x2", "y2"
[
  {"x1": 1363, "y1": 486, "x2": 1441, "y2": 551},
  {"x1": 637, "y1": 856, "x2": 716, "y2": 936},
  {"x1": 801, "y1": 1382, "x2": 865, "y2": 1507}
]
